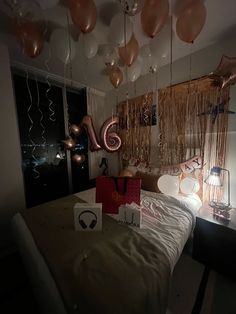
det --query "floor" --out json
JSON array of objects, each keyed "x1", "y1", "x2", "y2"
[
  {"x1": 0, "y1": 248, "x2": 236, "y2": 314},
  {"x1": 168, "y1": 253, "x2": 236, "y2": 314}
]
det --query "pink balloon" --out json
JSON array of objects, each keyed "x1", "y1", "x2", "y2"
[
  {"x1": 176, "y1": 0, "x2": 207, "y2": 43},
  {"x1": 100, "y1": 116, "x2": 122, "y2": 152},
  {"x1": 141, "y1": 0, "x2": 169, "y2": 38},
  {"x1": 81, "y1": 115, "x2": 101, "y2": 151}
]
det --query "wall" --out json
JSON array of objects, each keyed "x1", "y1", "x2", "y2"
[
  {"x1": 0, "y1": 44, "x2": 25, "y2": 251},
  {"x1": 106, "y1": 34, "x2": 236, "y2": 206}
]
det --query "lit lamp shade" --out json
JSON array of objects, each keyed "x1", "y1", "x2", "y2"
[{"x1": 204, "y1": 166, "x2": 222, "y2": 186}]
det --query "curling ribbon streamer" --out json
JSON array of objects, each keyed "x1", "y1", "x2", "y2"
[
  {"x1": 26, "y1": 71, "x2": 40, "y2": 179},
  {"x1": 45, "y1": 47, "x2": 56, "y2": 122}
]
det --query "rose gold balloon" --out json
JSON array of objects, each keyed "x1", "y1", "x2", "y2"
[
  {"x1": 62, "y1": 137, "x2": 76, "y2": 150},
  {"x1": 141, "y1": 0, "x2": 169, "y2": 38},
  {"x1": 15, "y1": 19, "x2": 44, "y2": 58},
  {"x1": 209, "y1": 55, "x2": 236, "y2": 88},
  {"x1": 81, "y1": 115, "x2": 101, "y2": 151},
  {"x1": 118, "y1": 33, "x2": 139, "y2": 66},
  {"x1": 176, "y1": 0, "x2": 207, "y2": 43},
  {"x1": 72, "y1": 153, "x2": 86, "y2": 163},
  {"x1": 68, "y1": 0, "x2": 97, "y2": 33},
  {"x1": 70, "y1": 124, "x2": 81, "y2": 136},
  {"x1": 100, "y1": 116, "x2": 122, "y2": 152},
  {"x1": 119, "y1": 168, "x2": 134, "y2": 177},
  {"x1": 109, "y1": 66, "x2": 123, "y2": 88}
]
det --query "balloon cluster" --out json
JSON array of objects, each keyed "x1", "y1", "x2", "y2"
[
  {"x1": 62, "y1": 115, "x2": 122, "y2": 154},
  {"x1": 13, "y1": 0, "x2": 207, "y2": 87}
]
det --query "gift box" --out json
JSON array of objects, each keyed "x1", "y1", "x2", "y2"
[
  {"x1": 96, "y1": 176, "x2": 141, "y2": 214},
  {"x1": 118, "y1": 203, "x2": 142, "y2": 228}
]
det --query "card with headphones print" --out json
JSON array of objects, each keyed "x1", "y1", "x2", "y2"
[{"x1": 74, "y1": 203, "x2": 102, "y2": 231}]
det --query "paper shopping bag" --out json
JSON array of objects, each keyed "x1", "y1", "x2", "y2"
[{"x1": 96, "y1": 176, "x2": 141, "y2": 214}]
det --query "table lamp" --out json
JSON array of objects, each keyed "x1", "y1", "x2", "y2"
[{"x1": 204, "y1": 166, "x2": 231, "y2": 220}]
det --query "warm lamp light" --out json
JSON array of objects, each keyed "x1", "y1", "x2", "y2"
[{"x1": 204, "y1": 166, "x2": 231, "y2": 219}]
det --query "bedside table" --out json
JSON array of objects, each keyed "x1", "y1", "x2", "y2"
[{"x1": 193, "y1": 203, "x2": 236, "y2": 279}]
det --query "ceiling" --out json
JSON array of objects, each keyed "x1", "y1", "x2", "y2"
[{"x1": 0, "y1": 0, "x2": 236, "y2": 92}]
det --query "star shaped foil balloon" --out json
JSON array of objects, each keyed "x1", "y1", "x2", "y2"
[{"x1": 209, "y1": 55, "x2": 236, "y2": 89}]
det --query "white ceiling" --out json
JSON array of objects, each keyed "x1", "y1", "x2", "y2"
[{"x1": 0, "y1": 0, "x2": 236, "y2": 92}]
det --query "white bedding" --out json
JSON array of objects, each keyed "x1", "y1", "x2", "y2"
[
  {"x1": 76, "y1": 188, "x2": 199, "y2": 271},
  {"x1": 12, "y1": 188, "x2": 201, "y2": 314}
]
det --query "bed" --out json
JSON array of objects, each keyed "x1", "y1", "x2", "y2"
[{"x1": 11, "y1": 187, "x2": 202, "y2": 314}]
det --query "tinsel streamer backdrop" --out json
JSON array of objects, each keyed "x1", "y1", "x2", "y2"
[
  {"x1": 117, "y1": 92, "x2": 153, "y2": 165},
  {"x1": 26, "y1": 70, "x2": 40, "y2": 179},
  {"x1": 158, "y1": 77, "x2": 230, "y2": 202}
]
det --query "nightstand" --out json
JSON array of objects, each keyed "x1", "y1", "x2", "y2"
[{"x1": 193, "y1": 203, "x2": 236, "y2": 279}]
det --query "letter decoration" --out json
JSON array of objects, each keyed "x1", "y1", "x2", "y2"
[{"x1": 65, "y1": 115, "x2": 122, "y2": 153}]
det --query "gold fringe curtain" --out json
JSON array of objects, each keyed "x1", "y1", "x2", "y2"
[
  {"x1": 158, "y1": 77, "x2": 230, "y2": 200},
  {"x1": 117, "y1": 92, "x2": 153, "y2": 164}
]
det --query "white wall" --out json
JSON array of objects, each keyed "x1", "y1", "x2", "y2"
[
  {"x1": 0, "y1": 43, "x2": 25, "y2": 250},
  {"x1": 106, "y1": 34, "x2": 236, "y2": 206}
]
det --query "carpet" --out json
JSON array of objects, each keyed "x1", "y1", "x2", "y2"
[{"x1": 167, "y1": 253, "x2": 236, "y2": 314}]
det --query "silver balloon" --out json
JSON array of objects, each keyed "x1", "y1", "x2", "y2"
[{"x1": 119, "y1": 0, "x2": 144, "y2": 16}]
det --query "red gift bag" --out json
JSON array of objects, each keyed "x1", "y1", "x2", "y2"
[{"x1": 96, "y1": 176, "x2": 141, "y2": 214}]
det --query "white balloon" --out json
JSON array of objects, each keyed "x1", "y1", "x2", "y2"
[
  {"x1": 81, "y1": 33, "x2": 98, "y2": 59},
  {"x1": 180, "y1": 177, "x2": 200, "y2": 195},
  {"x1": 109, "y1": 13, "x2": 132, "y2": 47},
  {"x1": 157, "y1": 175, "x2": 180, "y2": 197},
  {"x1": 50, "y1": 28, "x2": 76, "y2": 64},
  {"x1": 36, "y1": 0, "x2": 59, "y2": 9},
  {"x1": 99, "y1": 44, "x2": 118, "y2": 66},
  {"x1": 127, "y1": 56, "x2": 142, "y2": 82}
]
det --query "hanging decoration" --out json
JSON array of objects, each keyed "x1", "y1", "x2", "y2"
[
  {"x1": 141, "y1": 0, "x2": 169, "y2": 38},
  {"x1": 117, "y1": 92, "x2": 153, "y2": 164},
  {"x1": 176, "y1": 0, "x2": 207, "y2": 43},
  {"x1": 15, "y1": 18, "x2": 44, "y2": 58},
  {"x1": 100, "y1": 116, "x2": 122, "y2": 152},
  {"x1": 81, "y1": 115, "x2": 102, "y2": 151},
  {"x1": 63, "y1": 115, "x2": 122, "y2": 153},
  {"x1": 25, "y1": 70, "x2": 40, "y2": 179},
  {"x1": 208, "y1": 55, "x2": 236, "y2": 89},
  {"x1": 68, "y1": 0, "x2": 97, "y2": 33},
  {"x1": 118, "y1": 33, "x2": 139, "y2": 67}
]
